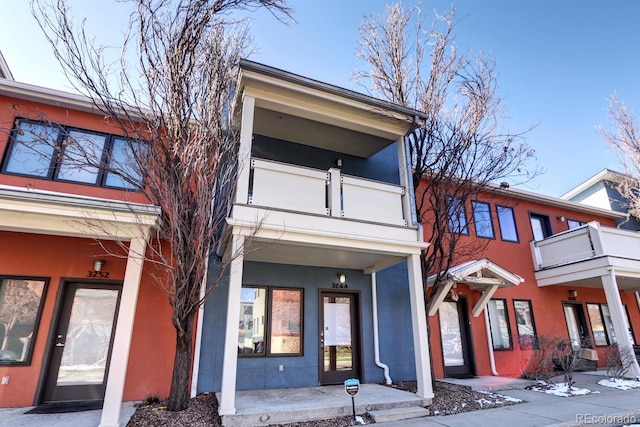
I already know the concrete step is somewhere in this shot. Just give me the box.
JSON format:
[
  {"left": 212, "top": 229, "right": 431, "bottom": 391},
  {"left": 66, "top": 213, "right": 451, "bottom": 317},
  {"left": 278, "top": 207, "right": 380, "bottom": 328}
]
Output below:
[{"left": 369, "top": 406, "right": 430, "bottom": 422}]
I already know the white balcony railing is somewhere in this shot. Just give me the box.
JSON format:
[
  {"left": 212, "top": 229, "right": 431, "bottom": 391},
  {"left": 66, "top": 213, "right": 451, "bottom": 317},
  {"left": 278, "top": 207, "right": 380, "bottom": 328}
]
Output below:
[
  {"left": 247, "top": 158, "right": 407, "bottom": 226},
  {"left": 530, "top": 221, "right": 640, "bottom": 270}
]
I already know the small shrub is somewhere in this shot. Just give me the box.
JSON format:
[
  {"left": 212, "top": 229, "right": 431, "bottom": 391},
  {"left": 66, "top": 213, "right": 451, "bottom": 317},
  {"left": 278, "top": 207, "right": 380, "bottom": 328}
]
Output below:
[{"left": 606, "top": 345, "right": 634, "bottom": 380}]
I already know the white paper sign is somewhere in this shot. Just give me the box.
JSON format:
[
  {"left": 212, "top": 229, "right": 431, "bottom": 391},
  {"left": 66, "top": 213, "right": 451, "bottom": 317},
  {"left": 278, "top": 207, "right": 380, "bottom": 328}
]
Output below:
[{"left": 324, "top": 303, "right": 351, "bottom": 346}]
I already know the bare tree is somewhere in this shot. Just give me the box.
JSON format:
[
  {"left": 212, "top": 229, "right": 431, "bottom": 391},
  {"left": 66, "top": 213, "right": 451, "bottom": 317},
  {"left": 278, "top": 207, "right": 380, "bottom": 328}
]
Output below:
[
  {"left": 355, "top": 3, "right": 538, "bottom": 308},
  {"left": 31, "top": 0, "right": 292, "bottom": 411},
  {"left": 601, "top": 94, "right": 640, "bottom": 219}
]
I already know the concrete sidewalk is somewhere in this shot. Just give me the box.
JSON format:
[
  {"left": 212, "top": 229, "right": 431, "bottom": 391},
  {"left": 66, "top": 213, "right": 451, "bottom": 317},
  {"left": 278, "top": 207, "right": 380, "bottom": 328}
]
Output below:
[
  {"left": 380, "top": 372, "right": 640, "bottom": 426},
  {"left": 0, "top": 402, "right": 136, "bottom": 427}
]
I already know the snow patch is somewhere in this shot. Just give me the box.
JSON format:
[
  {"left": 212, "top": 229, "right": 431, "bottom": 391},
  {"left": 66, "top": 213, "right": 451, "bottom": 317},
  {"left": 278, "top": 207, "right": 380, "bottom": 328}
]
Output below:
[
  {"left": 598, "top": 378, "right": 640, "bottom": 390},
  {"left": 527, "top": 381, "right": 593, "bottom": 397}
]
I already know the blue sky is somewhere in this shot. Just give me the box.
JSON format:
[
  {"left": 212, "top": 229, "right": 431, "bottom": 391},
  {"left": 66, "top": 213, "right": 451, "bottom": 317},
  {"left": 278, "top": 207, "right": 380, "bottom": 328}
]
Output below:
[{"left": 1, "top": 1, "right": 639, "bottom": 197}]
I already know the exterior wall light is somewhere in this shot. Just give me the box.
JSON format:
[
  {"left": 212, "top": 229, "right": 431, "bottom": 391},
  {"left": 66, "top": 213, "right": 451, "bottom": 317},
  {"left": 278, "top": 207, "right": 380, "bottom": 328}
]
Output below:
[
  {"left": 568, "top": 289, "right": 577, "bottom": 299},
  {"left": 338, "top": 273, "right": 346, "bottom": 284},
  {"left": 94, "top": 259, "right": 105, "bottom": 272}
]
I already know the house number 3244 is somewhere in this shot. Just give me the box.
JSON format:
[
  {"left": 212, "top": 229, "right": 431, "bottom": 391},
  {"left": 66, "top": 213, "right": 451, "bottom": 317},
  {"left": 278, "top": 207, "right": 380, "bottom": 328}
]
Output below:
[{"left": 87, "top": 271, "right": 110, "bottom": 278}]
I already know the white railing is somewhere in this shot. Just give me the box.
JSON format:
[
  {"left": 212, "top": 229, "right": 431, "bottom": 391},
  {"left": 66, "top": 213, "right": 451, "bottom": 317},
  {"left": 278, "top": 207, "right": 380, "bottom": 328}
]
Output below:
[
  {"left": 247, "top": 158, "right": 407, "bottom": 226},
  {"left": 530, "top": 221, "right": 640, "bottom": 270}
]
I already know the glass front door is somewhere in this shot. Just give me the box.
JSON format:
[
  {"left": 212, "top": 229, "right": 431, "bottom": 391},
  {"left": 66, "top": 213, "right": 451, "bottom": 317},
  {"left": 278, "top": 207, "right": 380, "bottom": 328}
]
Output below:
[
  {"left": 319, "top": 291, "right": 361, "bottom": 385},
  {"left": 42, "top": 283, "right": 121, "bottom": 402},
  {"left": 439, "top": 297, "right": 475, "bottom": 378}
]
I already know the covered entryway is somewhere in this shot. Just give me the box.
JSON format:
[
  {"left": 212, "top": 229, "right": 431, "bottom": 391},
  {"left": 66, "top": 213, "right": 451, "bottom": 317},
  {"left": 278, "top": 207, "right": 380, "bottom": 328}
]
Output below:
[
  {"left": 531, "top": 221, "right": 640, "bottom": 378},
  {"left": 427, "top": 258, "right": 524, "bottom": 377}
]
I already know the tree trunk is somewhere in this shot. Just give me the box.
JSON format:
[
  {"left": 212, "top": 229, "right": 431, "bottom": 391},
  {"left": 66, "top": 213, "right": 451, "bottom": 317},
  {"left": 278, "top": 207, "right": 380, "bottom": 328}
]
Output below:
[{"left": 167, "top": 310, "right": 195, "bottom": 411}]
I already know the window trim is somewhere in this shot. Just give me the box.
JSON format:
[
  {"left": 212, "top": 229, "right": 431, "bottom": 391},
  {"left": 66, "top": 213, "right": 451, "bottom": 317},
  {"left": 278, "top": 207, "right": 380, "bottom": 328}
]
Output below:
[
  {"left": 513, "top": 299, "right": 538, "bottom": 349},
  {"left": 2, "top": 118, "right": 142, "bottom": 191},
  {"left": 0, "top": 276, "right": 49, "bottom": 366},
  {"left": 472, "top": 200, "right": 495, "bottom": 239},
  {"left": 238, "top": 285, "right": 304, "bottom": 358},
  {"left": 487, "top": 298, "right": 513, "bottom": 351},
  {"left": 495, "top": 204, "right": 519, "bottom": 243},
  {"left": 587, "top": 302, "right": 635, "bottom": 347}
]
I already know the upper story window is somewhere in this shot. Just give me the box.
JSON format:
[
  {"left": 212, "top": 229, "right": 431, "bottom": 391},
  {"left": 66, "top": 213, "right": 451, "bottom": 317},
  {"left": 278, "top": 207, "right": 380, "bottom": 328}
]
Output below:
[
  {"left": 567, "top": 219, "right": 586, "bottom": 230},
  {"left": 472, "top": 201, "right": 495, "bottom": 239},
  {"left": 2, "top": 120, "right": 142, "bottom": 190},
  {"left": 496, "top": 205, "right": 519, "bottom": 242},
  {"left": 529, "top": 213, "right": 552, "bottom": 241},
  {"left": 447, "top": 196, "right": 469, "bottom": 235}
]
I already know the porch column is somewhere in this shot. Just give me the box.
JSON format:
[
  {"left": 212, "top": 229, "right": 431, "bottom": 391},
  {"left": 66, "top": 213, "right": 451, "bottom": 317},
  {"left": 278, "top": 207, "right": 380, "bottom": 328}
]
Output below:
[
  {"left": 601, "top": 269, "right": 640, "bottom": 379},
  {"left": 100, "top": 234, "right": 149, "bottom": 427},
  {"left": 235, "top": 95, "right": 255, "bottom": 205},
  {"left": 406, "top": 253, "right": 433, "bottom": 399},
  {"left": 219, "top": 233, "right": 245, "bottom": 415}
]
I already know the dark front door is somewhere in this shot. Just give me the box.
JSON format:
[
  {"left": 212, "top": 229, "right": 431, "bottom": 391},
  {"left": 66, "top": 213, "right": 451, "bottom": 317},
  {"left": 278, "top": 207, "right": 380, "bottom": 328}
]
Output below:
[
  {"left": 41, "top": 283, "right": 121, "bottom": 403},
  {"left": 439, "top": 297, "right": 475, "bottom": 378},
  {"left": 319, "top": 290, "right": 361, "bottom": 385}
]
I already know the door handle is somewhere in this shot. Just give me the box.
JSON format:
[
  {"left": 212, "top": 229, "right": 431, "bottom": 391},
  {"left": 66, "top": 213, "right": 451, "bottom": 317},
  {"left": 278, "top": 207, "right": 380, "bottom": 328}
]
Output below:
[{"left": 55, "top": 342, "right": 65, "bottom": 347}]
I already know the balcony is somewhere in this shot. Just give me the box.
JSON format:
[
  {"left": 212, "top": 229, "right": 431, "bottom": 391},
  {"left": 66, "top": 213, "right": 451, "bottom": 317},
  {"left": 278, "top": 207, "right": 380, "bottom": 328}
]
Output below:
[
  {"left": 248, "top": 158, "right": 408, "bottom": 227},
  {"left": 530, "top": 222, "right": 640, "bottom": 290}
]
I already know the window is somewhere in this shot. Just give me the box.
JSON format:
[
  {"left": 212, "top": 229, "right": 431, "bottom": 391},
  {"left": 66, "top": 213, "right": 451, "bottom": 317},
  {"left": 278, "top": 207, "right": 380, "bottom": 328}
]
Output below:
[
  {"left": 447, "top": 196, "right": 469, "bottom": 235},
  {"left": 587, "top": 303, "right": 635, "bottom": 346},
  {"left": 0, "top": 277, "right": 48, "bottom": 365},
  {"left": 472, "top": 201, "right": 495, "bottom": 238},
  {"left": 529, "top": 213, "right": 552, "bottom": 241},
  {"left": 567, "top": 219, "right": 585, "bottom": 230},
  {"left": 487, "top": 299, "right": 512, "bottom": 350},
  {"left": 513, "top": 300, "right": 537, "bottom": 349},
  {"left": 496, "top": 205, "right": 518, "bottom": 242},
  {"left": 2, "top": 119, "right": 142, "bottom": 190},
  {"left": 238, "top": 286, "right": 303, "bottom": 356}
]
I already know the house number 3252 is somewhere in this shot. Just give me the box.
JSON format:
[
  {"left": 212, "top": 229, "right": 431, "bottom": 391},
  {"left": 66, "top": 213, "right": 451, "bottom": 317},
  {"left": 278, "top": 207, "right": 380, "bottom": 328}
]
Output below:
[{"left": 87, "top": 271, "right": 110, "bottom": 278}]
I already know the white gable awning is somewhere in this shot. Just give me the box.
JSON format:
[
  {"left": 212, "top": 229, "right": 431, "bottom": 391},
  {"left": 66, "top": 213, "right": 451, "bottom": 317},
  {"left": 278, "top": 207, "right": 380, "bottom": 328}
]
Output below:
[{"left": 427, "top": 258, "right": 524, "bottom": 317}]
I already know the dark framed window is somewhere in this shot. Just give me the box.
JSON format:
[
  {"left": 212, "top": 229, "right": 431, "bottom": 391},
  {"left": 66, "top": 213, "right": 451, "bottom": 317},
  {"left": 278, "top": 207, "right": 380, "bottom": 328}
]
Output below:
[
  {"left": 513, "top": 299, "right": 537, "bottom": 349},
  {"left": 2, "top": 119, "right": 142, "bottom": 190},
  {"left": 0, "top": 277, "right": 49, "bottom": 365},
  {"left": 567, "top": 219, "right": 586, "bottom": 230},
  {"left": 496, "top": 205, "right": 519, "bottom": 242},
  {"left": 529, "top": 212, "right": 553, "bottom": 241},
  {"left": 472, "top": 201, "right": 495, "bottom": 238},
  {"left": 487, "top": 299, "right": 512, "bottom": 350},
  {"left": 238, "top": 286, "right": 303, "bottom": 357},
  {"left": 587, "top": 303, "right": 635, "bottom": 346},
  {"left": 447, "top": 196, "right": 469, "bottom": 235}
]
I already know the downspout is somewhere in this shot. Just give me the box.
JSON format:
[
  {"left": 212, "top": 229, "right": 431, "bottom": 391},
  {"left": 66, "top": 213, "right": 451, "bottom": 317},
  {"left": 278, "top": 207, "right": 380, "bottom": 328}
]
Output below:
[
  {"left": 190, "top": 256, "right": 209, "bottom": 398},
  {"left": 484, "top": 308, "right": 499, "bottom": 376},
  {"left": 371, "top": 272, "right": 392, "bottom": 384}
]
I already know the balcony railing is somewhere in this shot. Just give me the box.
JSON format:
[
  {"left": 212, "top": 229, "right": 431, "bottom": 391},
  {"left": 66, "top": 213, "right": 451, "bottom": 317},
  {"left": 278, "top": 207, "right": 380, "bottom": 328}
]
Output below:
[
  {"left": 531, "top": 221, "right": 640, "bottom": 270},
  {"left": 248, "top": 158, "right": 407, "bottom": 226}
]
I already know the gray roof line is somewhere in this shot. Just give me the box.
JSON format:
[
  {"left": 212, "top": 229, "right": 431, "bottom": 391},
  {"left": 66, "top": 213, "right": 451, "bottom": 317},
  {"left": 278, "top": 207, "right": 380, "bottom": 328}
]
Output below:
[{"left": 239, "top": 59, "right": 426, "bottom": 122}]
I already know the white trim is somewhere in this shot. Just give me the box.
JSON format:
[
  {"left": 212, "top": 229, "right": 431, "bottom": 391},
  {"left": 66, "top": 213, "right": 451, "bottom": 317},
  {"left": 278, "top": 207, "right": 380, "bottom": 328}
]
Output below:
[
  {"left": 100, "top": 235, "right": 150, "bottom": 427},
  {"left": 561, "top": 169, "right": 622, "bottom": 200},
  {"left": 371, "top": 272, "right": 391, "bottom": 384},
  {"left": 0, "top": 50, "right": 14, "bottom": 80},
  {"left": 190, "top": 257, "right": 209, "bottom": 398},
  {"left": 219, "top": 234, "right": 245, "bottom": 415},
  {"left": 407, "top": 253, "right": 434, "bottom": 400}
]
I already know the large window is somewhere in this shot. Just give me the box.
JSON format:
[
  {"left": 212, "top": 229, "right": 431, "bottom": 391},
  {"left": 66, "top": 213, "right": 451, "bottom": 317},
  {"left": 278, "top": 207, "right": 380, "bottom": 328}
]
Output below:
[
  {"left": 2, "top": 119, "right": 142, "bottom": 190},
  {"left": 513, "top": 300, "right": 537, "bottom": 349},
  {"left": 0, "top": 277, "right": 48, "bottom": 365},
  {"left": 238, "top": 286, "right": 303, "bottom": 357},
  {"left": 487, "top": 299, "right": 512, "bottom": 350},
  {"left": 587, "top": 303, "right": 635, "bottom": 346},
  {"left": 447, "top": 196, "right": 469, "bottom": 235},
  {"left": 472, "top": 201, "right": 495, "bottom": 238},
  {"left": 567, "top": 219, "right": 586, "bottom": 230},
  {"left": 496, "top": 205, "right": 518, "bottom": 242}
]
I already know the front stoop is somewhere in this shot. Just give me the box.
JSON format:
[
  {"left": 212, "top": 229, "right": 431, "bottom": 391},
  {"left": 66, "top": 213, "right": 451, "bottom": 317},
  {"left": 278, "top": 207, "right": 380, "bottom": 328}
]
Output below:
[{"left": 369, "top": 406, "right": 430, "bottom": 422}]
